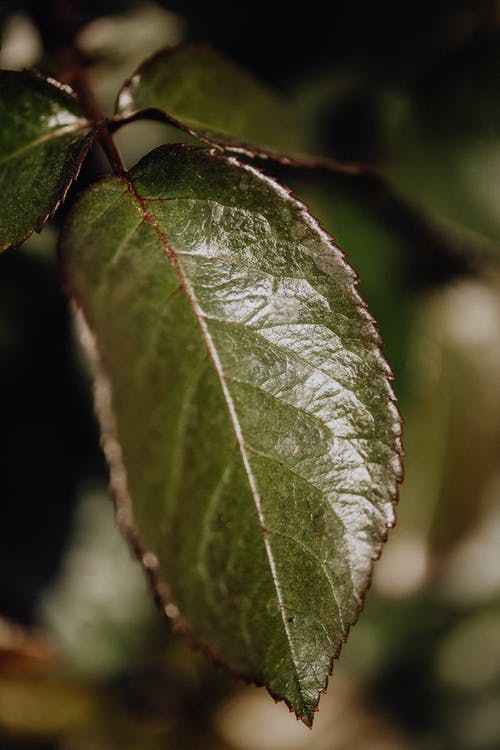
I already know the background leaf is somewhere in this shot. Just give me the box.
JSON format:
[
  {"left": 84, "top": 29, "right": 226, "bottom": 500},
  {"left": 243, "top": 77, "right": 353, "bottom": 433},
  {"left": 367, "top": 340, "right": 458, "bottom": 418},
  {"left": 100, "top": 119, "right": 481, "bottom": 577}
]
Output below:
[
  {"left": 0, "top": 70, "right": 97, "bottom": 251},
  {"left": 75, "top": 2, "right": 185, "bottom": 115},
  {"left": 60, "top": 145, "right": 402, "bottom": 724},
  {"left": 115, "top": 44, "right": 306, "bottom": 157}
]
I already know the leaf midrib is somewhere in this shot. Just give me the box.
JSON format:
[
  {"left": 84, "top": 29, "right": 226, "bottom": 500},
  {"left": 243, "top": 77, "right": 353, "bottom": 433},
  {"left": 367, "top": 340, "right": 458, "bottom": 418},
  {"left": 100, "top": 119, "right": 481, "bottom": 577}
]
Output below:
[{"left": 121, "top": 169, "right": 307, "bottom": 709}]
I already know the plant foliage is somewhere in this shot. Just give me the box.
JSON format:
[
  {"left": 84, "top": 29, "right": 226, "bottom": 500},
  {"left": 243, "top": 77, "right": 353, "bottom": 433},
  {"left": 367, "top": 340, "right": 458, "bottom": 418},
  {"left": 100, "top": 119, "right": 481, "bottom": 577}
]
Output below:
[{"left": 0, "top": 41, "right": 402, "bottom": 724}]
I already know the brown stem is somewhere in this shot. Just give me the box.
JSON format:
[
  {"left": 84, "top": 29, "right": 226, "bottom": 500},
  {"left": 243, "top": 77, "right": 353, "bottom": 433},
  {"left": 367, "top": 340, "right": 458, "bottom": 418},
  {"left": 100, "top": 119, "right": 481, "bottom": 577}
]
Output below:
[
  {"left": 66, "top": 61, "right": 126, "bottom": 176},
  {"left": 51, "top": 0, "right": 126, "bottom": 176}
]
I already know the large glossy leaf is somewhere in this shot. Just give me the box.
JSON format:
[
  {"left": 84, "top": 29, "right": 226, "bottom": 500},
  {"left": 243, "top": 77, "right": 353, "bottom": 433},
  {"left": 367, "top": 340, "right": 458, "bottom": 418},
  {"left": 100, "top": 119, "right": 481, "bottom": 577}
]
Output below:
[
  {"left": 60, "top": 145, "right": 402, "bottom": 724},
  {"left": 0, "top": 70, "right": 97, "bottom": 251},
  {"left": 115, "top": 44, "right": 306, "bottom": 158}
]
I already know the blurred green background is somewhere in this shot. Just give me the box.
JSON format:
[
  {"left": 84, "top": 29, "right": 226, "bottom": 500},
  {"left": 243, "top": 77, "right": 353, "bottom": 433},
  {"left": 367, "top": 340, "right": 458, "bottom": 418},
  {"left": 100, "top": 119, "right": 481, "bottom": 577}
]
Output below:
[{"left": 2, "top": 1, "right": 500, "bottom": 747}]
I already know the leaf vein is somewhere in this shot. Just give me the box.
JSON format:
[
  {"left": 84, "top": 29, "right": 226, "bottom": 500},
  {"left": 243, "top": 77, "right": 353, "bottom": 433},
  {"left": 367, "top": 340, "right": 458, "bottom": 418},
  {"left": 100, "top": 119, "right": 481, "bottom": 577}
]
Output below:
[
  {"left": 126, "top": 177, "right": 307, "bottom": 705},
  {"left": 268, "top": 528, "right": 345, "bottom": 636},
  {"left": 0, "top": 121, "right": 92, "bottom": 168},
  {"left": 222, "top": 372, "right": 373, "bottom": 444},
  {"left": 202, "top": 313, "right": 380, "bottom": 388},
  {"left": 165, "top": 358, "right": 209, "bottom": 508}
]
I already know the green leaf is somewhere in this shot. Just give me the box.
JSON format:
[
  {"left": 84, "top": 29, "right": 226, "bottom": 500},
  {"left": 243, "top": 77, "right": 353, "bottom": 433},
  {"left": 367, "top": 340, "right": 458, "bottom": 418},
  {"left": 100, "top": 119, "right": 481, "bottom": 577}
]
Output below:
[
  {"left": 60, "top": 145, "right": 402, "bottom": 725},
  {"left": 0, "top": 70, "right": 97, "bottom": 251},
  {"left": 115, "top": 44, "right": 306, "bottom": 158}
]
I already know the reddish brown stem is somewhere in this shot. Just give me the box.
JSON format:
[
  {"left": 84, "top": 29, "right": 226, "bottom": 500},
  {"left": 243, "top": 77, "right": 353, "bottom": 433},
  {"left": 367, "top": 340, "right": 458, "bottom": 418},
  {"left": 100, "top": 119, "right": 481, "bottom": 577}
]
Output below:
[
  {"left": 51, "top": 0, "right": 126, "bottom": 176},
  {"left": 67, "top": 62, "right": 126, "bottom": 176}
]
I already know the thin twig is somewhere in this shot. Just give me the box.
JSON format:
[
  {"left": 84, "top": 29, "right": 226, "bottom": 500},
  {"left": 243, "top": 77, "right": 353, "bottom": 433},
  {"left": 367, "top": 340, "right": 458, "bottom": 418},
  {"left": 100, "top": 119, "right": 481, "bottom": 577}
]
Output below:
[{"left": 51, "top": 0, "right": 126, "bottom": 176}]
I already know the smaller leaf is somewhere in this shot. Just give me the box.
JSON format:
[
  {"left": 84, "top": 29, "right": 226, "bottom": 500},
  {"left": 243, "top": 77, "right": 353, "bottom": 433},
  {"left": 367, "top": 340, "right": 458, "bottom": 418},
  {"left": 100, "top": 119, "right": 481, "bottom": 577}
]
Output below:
[
  {"left": 115, "top": 44, "right": 306, "bottom": 158},
  {"left": 0, "top": 70, "right": 98, "bottom": 251}
]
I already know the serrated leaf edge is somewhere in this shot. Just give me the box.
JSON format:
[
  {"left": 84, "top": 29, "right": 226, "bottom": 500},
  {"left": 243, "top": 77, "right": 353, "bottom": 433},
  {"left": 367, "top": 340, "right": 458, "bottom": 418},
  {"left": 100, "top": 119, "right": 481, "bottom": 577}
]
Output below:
[{"left": 63, "top": 145, "right": 403, "bottom": 725}]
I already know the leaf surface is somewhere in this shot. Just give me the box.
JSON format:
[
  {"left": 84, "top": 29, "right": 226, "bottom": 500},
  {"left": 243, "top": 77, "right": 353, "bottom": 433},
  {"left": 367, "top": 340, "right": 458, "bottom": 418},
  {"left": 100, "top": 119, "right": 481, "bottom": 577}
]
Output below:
[
  {"left": 115, "top": 44, "right": 306, "bottom": 158},
  {"left": 60, "top": 145, "right": 402, "bottom": 724},
  {"left": 0, "top": 70, "right": 97, "bottom": 251}
]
